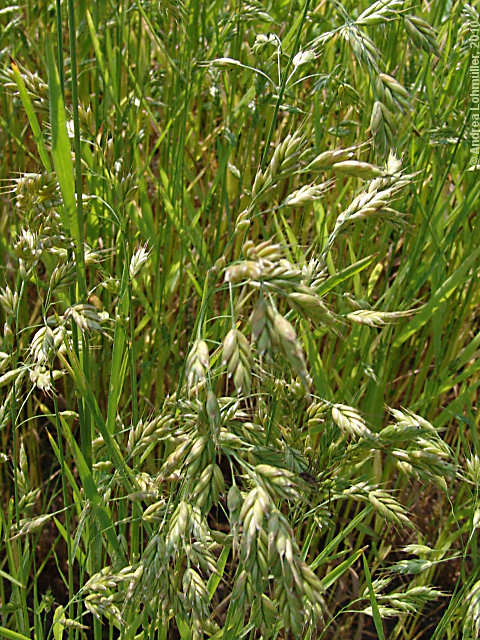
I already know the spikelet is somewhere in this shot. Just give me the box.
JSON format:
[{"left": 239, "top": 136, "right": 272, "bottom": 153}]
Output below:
[
  {"left": 127, "top": 412, "right": 175, "bottom": 458},
  {"left": 244, "top": 238, "right": 283, "bottom": 263},
  {"left": 240, "top": 485, "right": 271, "bottom": 550},
  {"left": 333, "top": 160, "right": 383, "bottom": 179},
  {"left": 404, "top": 14, "right": 440, "bottom": 56},
  {"left": 185, "top": 339, "right": 209, "bottom": 392},
  {"left": 330, "top": 155, "right": 412, "bottom": 242},
  {"left": 356, "top": 0, "right": 404, "bottom": 26},
  {"left": 182, "top": 567, "right": 209, "bottom": 627},
  {"left": 255, "top": 464, "right": 299, "bottom": 501},
  {"left": 282, "top": 181, "right": 332, "bottom": 207},
  {"left": 303, "top": 145, "right": 357, "bottom": 172},
  {"left": 191, "top": 463, "right": 225, "bottom": 509},
  {"left": 370, "top": 100, "right": 396, "bottom": 154},
  {"left": 251, "top": 133, "right": 305, "bottom": 203},
  {"left": 288, "top": 290, "right": 339, "bottom": 332},
  {"left": 331, "top": 404, "right": 373, "bottom": 439},
  {"left": 64, "top": 304, "right": 109, "bottom": 333},
  {"left": 251, "top": 297, "right": 274, "bottom": 356},
  {"left": 2, "top": 64, "right": 49, "bottom": 110},
  {"left": 234, "top": 209, "right": 251, "bottom": 234},
  {"left": 343, "top": 482, "right": 411, "bottom": 527},
  {"left": 464, "top": 579, "right": 480, "bottom": 638},
  {"left": 376, "top": 73, "right": 410, "bottom": 113},
  {"left": 347, "top": 308, "right": 416, "bottom": 327},
  {"left": 30, "top": 325, "right": 65, "bottom": 364},
  {"left": 166, "top": 501, "right": 191, "bottom": 551},
  {"left": 129, "top": 244, "right": 150, "bottom": 279},
  {"left": 269, "top": 308, "right": 309, "bottom": 388},
  {"left": 339, "top": 24, "right": 381, "bottom": 71},
  {"left": 0, "top": 285, "right": 18, "bottom": 318},
  {"left": 222, "top": 328, "right": 252, "bottom": 394},
  {"left": 224, "top": 260, "right": 262, "bottom": 283}
]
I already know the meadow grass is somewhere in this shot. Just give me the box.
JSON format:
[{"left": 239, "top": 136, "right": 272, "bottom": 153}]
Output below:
[{"left": 0, "top": 1, "right": 478, "bottom": 638}]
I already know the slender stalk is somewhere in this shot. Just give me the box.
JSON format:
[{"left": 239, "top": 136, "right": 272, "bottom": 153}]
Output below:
[
  {"left": 55, "top": 0, "right": 64, "bottom": 96},
  {"left": 261, "top": 0, "right": 312, "bottom": 170}
]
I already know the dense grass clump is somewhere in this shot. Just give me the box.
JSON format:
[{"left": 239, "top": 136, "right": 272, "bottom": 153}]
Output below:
[{"left": 0, "top": 1, "right": 479, "bottom": 638}]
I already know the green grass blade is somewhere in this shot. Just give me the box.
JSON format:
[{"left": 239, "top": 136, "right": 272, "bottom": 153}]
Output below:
[
  {"left": 394, "top": 245, "right": 480, "bottom": 347},
  {"left": 320, "top": 547, "right": 365, "bottom": 590},
  {"left": 207, "top": 544, "right": 230, "bottom": 600},
  {"left": 0, "top": 628, "right": 31, "bottom": 640},
  {"left": 58, "top": 344, "right": 138, "bottom": 494},
  {"left": 362, "top": 553, "right": 385, "bottom": 640},
  {"left": 311, "top": 507, "right": 373, "bottom": 570},
  {"left": 58, "top": 412, "right": 125, "bottom": 562},
  {"left": 46, "top": 40, "right": 83, "bottom": 276},
  {"left": 0, "top": 568, "right": 24, "bottom": 588},
  {"left": 316, "top": 255, "right": 375, "bottom": 297},
  {"left": 10, "top": 62, "right": 51, "bottom": 172}
]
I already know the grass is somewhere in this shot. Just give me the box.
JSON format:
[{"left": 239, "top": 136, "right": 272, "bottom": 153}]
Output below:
[{"left": 0, "top": 0, "right": 479, "bottom": 638}]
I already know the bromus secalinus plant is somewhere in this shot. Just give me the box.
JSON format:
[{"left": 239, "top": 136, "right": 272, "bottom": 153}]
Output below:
[{"left": 0, "top": 1, "right": 478, "bottom": 639}]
